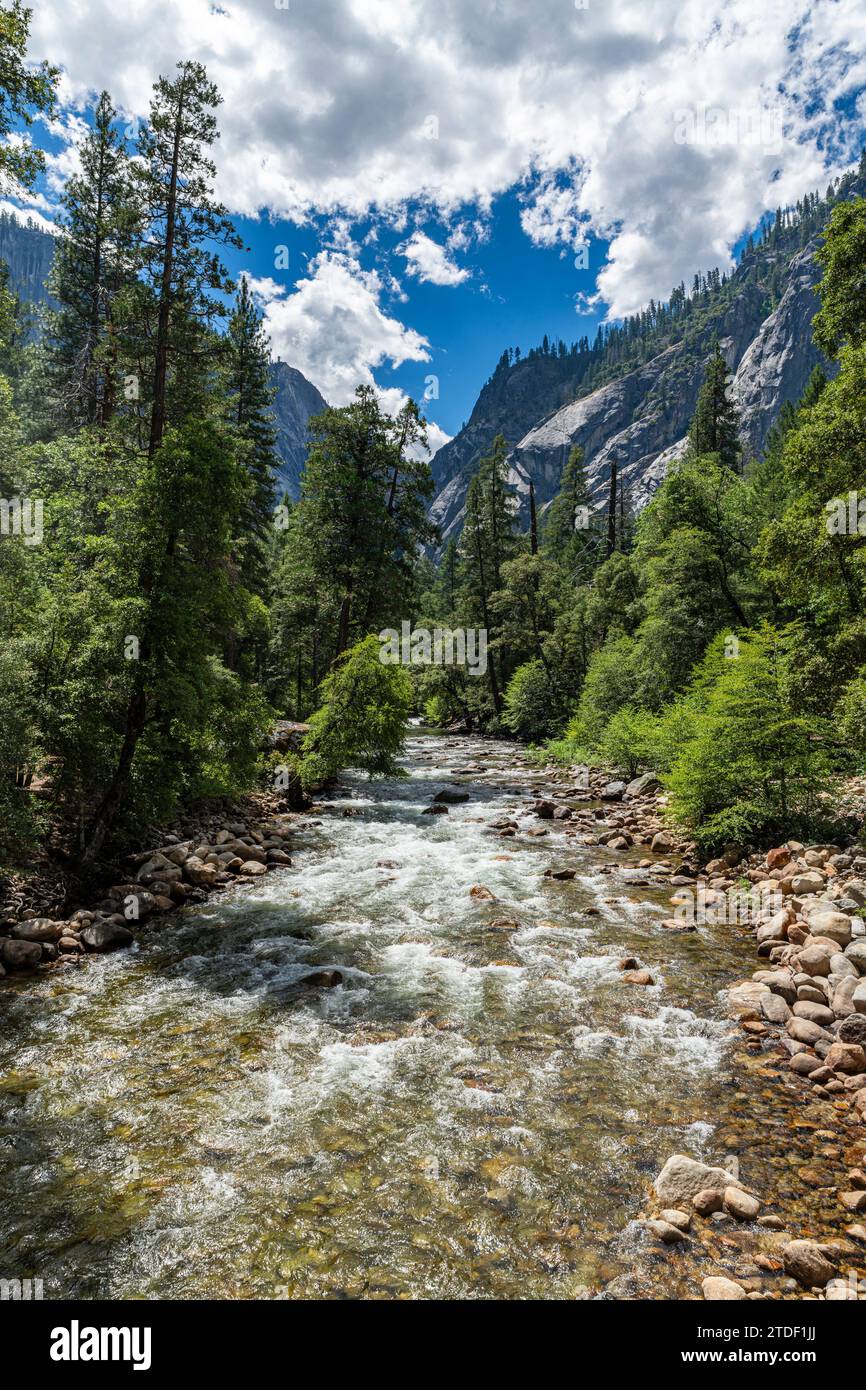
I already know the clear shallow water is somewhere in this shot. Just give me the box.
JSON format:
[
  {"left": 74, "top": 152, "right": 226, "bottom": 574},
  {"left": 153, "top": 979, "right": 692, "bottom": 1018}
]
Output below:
[{"left": 1, "top": 734, "right": 857, "bottom": 1299}]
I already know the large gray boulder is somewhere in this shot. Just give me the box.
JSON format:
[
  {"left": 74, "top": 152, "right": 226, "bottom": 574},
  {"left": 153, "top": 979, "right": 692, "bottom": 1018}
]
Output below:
[{"left": 654, "top": 1154, "right": 744, "bottom": 1207}]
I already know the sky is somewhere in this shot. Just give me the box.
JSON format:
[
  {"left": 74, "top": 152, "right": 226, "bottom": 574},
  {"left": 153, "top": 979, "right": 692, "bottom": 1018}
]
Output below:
[{"left": 5, "top": 0, "right": 866, "bottom": 450}]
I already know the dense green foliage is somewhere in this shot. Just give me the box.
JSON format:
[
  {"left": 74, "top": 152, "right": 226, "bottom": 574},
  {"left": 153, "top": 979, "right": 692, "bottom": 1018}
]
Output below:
[
  {"left": 0, "top": 21, "right": 435, "bottom": 877},
  {"left": 419, "top": 187, "right": 866, "bottom": 850},
  {"left": 2, "top": 2, "right": 865, "bottom": 877}
]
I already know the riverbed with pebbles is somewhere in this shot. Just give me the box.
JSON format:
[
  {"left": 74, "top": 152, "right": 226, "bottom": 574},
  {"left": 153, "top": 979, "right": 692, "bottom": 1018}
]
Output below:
[{"left": 1, "top": 733, "right": 864, "bottom": 1300}]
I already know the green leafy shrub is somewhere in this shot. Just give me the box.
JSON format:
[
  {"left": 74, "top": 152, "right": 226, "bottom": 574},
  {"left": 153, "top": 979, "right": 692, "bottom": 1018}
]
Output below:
[
  {"left": 597, "top": 706, "right": 660, "bottom": 778},
  {"left": 502, "top": 659, "right": 566, "bottom": 742},
  {"left": 665, "top": 623, "right": 843, "bottom": 849},
  {"left": 299, "top": 635, "right": 412, "bottom": 789}
]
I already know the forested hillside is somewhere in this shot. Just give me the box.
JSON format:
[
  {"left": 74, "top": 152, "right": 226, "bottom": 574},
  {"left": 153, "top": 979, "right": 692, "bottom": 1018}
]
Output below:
[
  {"left": 0, "top": 8, "right": 441, "bottom": 892},
  {"left": 430, "top": 169, "right": 866, "bottom": 547},
  {"left": 417, "top": 195, "right": 866, "bottom": 848}
]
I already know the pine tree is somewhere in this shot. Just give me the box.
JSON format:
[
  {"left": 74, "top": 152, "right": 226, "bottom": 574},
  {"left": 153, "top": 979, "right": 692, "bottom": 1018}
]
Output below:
[
  {"left": 689, "top": 342, "right": 741, "bottom": 469},
  {"left": 457, "top": 434, "right": 516, "bottom": 716},
  {"left": 135, "top": 60, "right": 242, "bottom": 456},
  {"left": 542, "top": 444, "right": 601, "bottom": 578},
  {"left": 0, "top": 1, "right": 57, "bottom": 192},
  {"left": 226, "top": 275, "right": 278, "bottom": 593},
  {"left": 47, "top": 91, "right": 138, "bottom": 427},
  {"left": 275, "top": 386, "right": 436, "bottom": 687}
]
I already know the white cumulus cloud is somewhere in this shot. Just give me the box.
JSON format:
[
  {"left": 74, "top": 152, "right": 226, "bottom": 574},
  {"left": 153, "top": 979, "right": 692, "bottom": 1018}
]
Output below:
[
  {"left": 397, "top": 231, "right": 469, "bottom": 286},
  {"left": 24, "top": 0, "right": 866, "bottom": 318}
]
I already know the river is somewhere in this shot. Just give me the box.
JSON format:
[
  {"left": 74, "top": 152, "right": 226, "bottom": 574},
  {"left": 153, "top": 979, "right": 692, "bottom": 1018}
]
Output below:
[{"left": 1, "top": 732, "right": 860, "bottom": 1299}]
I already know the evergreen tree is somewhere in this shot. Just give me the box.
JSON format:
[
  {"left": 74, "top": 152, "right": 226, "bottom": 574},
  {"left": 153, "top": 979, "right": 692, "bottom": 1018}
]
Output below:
[
  {"left": 135, "top": 60, "right": 242, "bottom": 456},
  {"left": 457, "top": 434, "right": 517, "bottom": 717},
  {"left": 272, "top": 387, "right": 435, "bottom": 703},
  {"left": 689, "top": 342, "right": 741, "bottom": 468},
  {"left": 0, "top": 1, "right": 57, "bottom": 192},
  {"left": 225, "top": 275, "right": 278, "bottom": 593},
  {"left": 813, "top": 196, "right": 866, "bottom": 357},
  {"left": 46, "top": 91, "right": 139, "bottom": 428}
]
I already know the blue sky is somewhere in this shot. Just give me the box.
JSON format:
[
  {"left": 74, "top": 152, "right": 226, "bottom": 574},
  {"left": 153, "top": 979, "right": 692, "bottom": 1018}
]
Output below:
[
  {"left": 224, "top": 194, "right": 610, "bottom": 436},
  {"left": 6, "top": 0, "right": 866, "bottom": 454}
]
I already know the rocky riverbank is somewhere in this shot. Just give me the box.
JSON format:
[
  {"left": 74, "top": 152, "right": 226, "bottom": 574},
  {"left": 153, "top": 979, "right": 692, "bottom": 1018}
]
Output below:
[
  {"left": 0, "top": 794, "right": 305, "bottom": 977},
  {"left": 519, "top": 761, "right": 866, "bottom": 1299}
]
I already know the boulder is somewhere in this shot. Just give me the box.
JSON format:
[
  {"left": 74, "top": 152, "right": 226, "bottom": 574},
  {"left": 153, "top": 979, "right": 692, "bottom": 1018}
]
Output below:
[
  {"left": 651, "top": 831, "right": 674, "bottom": 853},
  {"left": 724, "top": 1186, "right": 761, "bottom": 1221},
  {"left": 766, "top": 846, "right": 791, "bottom": 871},
  {"left": 702, "top": 1276, "right": 747, "bottom": 1301},
  {"left": 183, "top": 857, "right": 219, "bottom": 888},
  {"left": 789, "top": 1052, "right": 822, "bottom": 1075},
  {"left": 433, "top": 788, "right": 470, "bottom": 804},
  {"left": 727, "top": 980, "right": 769, "bottom": 1018},
  {"left": 760, "top": 991, "right": 792, "bottom": 1025},
  {"left": 692, "top": 1188, "right": 725, "bottom": 1215},
  {"left": 601, "top": 781, "right": 626, "bottom": 801},
  {"left": 654, "top": 1155, "right": 743, "bottom": 1207},
  {"left": 792, "top": 1000, "right": 836, "bottom": 1028},
  {"left": 824, "top": 1042, "right": 866, "bottom": 1074},
  {"left": 781, "top": 1239, "right": 838, "bottom": 1287},
  {"left": 80, "top": 921, "right": 133, "bottom": 952},
  {"left": 845, "top": 940, "right": 866, "bottom": 973},
  {"left": 644, "top": 1218, "right": 688, "bottom": 1245},
  {"left": 239, "top": 861, "right": 268, "bottom": 877},
  {"left": 791, "top": 871, "right": 825, "bottom": 894},
  {"left": 10, "top": 918, "right": 64, "bottom": 942},
  {"left": 807, "top": 911, "right": 853, "bottom": 948},
  {"left": 625, "top": 772, "right": 661, "bottom": 799},
  {"left": 0, "top": 938, "right": 43, "bottom": 970},
  {"left": 659, "top": 1208, "right": 691, "bottom": 1231},
  {"left": 796, "top": 942, "right": 835, "bottom": 977},
  {"left": 787, "top": 1016, "right": 832, "bottom": 1046},
  {"left": 838, "top": 1014, "right": 866, "bottom": 1046},
  {"left": 855, "top": 980, "right": 866, "bottom": 1015}
]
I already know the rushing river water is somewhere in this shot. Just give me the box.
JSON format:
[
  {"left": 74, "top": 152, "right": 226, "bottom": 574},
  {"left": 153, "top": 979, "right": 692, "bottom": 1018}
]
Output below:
[{"left": 2, "top": 732, "right": 864, "bottom": 1300}]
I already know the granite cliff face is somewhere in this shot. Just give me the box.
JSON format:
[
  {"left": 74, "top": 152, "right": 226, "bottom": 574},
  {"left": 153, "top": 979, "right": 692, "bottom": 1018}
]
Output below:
[
  {"left": 430, "top": 239, "right": 830, "bottom": 546},
  {"left": 0, "top": 212, "right": 55, "bottom": 310},
  {"left": 268, "top": 360, "right": 328, "bottom": 498}
]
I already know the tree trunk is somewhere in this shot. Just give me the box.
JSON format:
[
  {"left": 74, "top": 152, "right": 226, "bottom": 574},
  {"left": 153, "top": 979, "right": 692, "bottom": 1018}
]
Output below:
[
  {"left": 607, "top": 457, "right": 618, "bottom": 557},
  {"left": 529, "top": 480, "right": 538, "bottom": 555},
  {"left": 148, "top": 74, "right": 186, "bottom": 458}
]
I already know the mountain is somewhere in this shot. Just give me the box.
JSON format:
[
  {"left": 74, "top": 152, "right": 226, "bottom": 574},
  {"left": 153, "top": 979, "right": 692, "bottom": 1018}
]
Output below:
[
  {"left": 0, "top": 211, "right": 55, "bottom": 309},
  {"left": 0, "top": 212, "right": 327, "bottom": 494},
  {"left": 268, "top": 359, "right": 328, "bottom": 498},
  {"left": 429, "top": 172, "right": 864, "bottom": 548}
]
